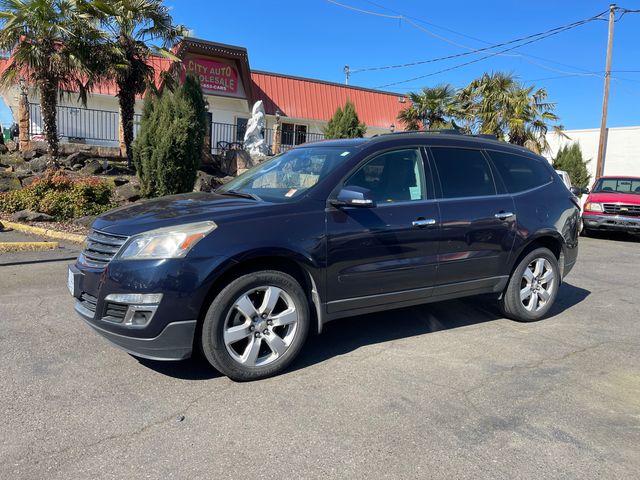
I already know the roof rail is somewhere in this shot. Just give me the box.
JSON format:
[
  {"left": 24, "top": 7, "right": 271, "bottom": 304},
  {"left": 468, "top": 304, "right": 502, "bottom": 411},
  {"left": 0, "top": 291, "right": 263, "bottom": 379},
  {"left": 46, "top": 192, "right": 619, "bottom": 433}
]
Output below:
[{"left": 474, "top": 133, "right": 498, "bottom": 140}]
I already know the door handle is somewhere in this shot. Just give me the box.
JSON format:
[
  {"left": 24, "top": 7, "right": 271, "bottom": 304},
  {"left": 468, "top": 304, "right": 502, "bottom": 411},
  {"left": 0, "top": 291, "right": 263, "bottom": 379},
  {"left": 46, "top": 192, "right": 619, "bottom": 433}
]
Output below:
[
  {"left": 412, "top": 218, "right": 436, "bottom": 228},
  {"left": 495, "top": 212, "right": 515, "bottom": 220}
]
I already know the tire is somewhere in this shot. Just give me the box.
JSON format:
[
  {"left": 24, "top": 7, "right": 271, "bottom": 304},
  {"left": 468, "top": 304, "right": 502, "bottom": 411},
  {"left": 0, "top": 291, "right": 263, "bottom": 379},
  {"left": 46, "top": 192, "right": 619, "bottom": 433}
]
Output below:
[
  {"left": 201, "top": 270, "right": 310, "bottom": 381},
  {"left": 499, "top": 248, "right": 560, "bottom": 322}
]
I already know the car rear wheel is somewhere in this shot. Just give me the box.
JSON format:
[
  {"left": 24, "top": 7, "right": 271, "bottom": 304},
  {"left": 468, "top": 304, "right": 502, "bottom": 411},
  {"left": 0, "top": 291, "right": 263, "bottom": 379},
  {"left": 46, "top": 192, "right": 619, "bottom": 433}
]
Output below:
[
  {"left": 201, "top": 270, "right": 310, "bottom": 381},
  {"left": 499, "top": 248, "right": 560, "bottom": 322}
]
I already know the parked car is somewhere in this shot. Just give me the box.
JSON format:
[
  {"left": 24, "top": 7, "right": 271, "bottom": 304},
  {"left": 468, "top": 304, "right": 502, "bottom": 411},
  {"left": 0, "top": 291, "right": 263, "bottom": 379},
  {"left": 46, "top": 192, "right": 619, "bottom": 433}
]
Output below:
[
  {"left": 556, "top": 169, "right": 572, "bottom": 190},
  {"left": 68, "top": 131, "right": 580, "bottom": 380},
  {"left": 582, "top": 176, "right": 640, "bottom": 235}
]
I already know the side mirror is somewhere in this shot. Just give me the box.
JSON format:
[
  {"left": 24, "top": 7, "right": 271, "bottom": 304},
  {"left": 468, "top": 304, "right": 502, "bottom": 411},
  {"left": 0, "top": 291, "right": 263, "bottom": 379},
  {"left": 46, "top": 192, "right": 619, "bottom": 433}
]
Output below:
[
  {"left": 331, "top": 186, "right": 376, "bottom": 208},
  {"left": 570, "top": 186, "right": 589, "bottom": 196}
]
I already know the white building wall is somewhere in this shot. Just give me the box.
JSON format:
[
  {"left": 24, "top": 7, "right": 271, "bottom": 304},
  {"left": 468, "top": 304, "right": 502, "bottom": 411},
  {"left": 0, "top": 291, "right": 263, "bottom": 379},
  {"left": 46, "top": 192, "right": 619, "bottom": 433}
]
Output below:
[{"left": 545, "top": 126, "right": 640, "bottom": 182}]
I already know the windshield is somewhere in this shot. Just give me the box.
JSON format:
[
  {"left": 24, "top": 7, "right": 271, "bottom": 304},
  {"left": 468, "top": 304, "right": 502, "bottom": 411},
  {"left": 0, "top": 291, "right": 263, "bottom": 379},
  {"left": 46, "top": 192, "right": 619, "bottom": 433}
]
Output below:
[
  {"left": 217, "top": 146, "right": 354, "bottom": 202},
  {"left": 593, "top": 178, "right": 640, "bottom": 195}
]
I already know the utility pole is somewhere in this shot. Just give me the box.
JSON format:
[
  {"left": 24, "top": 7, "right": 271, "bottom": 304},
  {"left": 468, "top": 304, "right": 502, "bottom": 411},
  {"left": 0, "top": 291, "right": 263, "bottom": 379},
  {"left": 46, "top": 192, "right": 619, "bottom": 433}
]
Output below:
[
  {"left": 344, "top": 65, "right": 350, "bottom": 85},
  {"left": 595, "top": 4, "right": 616, "bottom": 179}
]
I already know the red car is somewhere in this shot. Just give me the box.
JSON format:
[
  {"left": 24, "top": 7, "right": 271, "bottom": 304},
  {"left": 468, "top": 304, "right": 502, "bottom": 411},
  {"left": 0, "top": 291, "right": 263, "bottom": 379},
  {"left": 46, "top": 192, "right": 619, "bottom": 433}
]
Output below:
[{"left": 582, "top": 176, "right": 640, "bottom": 235}]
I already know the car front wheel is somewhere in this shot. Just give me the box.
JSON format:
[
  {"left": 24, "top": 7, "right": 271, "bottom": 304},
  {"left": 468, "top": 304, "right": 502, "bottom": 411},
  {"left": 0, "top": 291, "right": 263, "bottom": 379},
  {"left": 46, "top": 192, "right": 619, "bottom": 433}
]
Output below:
[
  {"left": 201, "top": 270, "right": 310, "bottom": 381},
  {"left": 499, "top": 247, "right": 560, "bottom": 322}
]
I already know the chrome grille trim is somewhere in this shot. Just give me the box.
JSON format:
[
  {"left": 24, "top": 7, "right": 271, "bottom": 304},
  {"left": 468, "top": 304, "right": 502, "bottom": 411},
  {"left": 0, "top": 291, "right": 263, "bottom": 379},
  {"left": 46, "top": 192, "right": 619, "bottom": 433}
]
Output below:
[
  {"left": 80, "top": 229, "right": 128, "bottom": 268},
  {"left": 602, "top": 203, "right": 640, "bottom": 217}
]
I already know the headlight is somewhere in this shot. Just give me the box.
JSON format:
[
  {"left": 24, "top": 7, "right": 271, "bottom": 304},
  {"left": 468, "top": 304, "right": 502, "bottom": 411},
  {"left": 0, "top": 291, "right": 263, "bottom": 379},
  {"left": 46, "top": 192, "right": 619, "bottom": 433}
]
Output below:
[
  {"left": 584, "top": 202, "right": 603, "bottom": 212},
  {"left": 117, "top": 221, "right": 217, "bottom": 260}
]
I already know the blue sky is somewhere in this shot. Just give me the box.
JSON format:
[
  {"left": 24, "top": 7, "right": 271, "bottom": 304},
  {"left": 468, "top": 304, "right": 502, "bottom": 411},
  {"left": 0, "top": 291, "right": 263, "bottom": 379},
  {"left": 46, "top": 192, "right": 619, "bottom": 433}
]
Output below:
[
  {"left": 170, "top": 0, "right": 640, "bottom": 130},
  {"left": 2, "top": 0, "right": 638, "bottom": 130}
]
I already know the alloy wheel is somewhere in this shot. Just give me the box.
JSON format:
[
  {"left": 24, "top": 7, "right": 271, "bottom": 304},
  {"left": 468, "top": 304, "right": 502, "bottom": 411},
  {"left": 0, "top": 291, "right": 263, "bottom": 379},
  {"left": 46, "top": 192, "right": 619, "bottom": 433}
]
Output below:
[
  {"left": 520, "top": 258, "right": 556, "bottom": 312},
  {"left": 223, "top": 285, "right": 298, "bottom": 367}
]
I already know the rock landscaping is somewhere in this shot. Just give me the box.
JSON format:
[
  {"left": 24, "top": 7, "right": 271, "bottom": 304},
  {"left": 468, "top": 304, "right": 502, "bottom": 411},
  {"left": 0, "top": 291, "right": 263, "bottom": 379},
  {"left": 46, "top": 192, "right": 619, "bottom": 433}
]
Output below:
[{"left": 0, "top": 146, "right": 237, "bottom": 228}]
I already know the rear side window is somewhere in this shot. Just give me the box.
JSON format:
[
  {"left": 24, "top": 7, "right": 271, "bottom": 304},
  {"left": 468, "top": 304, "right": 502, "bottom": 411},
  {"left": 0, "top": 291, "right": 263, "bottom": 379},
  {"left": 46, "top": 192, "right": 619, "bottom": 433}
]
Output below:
[
  {"left": 430, "top": 147, "right": 496, "bottom": 198},
  {"left": 487, "top": 150, "right": 552, "bottom": 193}
]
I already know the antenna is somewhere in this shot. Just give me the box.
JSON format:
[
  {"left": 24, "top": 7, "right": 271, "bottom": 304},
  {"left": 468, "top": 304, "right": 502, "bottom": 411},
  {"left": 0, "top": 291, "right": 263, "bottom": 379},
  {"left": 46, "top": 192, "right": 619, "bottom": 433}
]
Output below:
[{"left": 344, "top": 65, "right": 350, "bottom": 85}]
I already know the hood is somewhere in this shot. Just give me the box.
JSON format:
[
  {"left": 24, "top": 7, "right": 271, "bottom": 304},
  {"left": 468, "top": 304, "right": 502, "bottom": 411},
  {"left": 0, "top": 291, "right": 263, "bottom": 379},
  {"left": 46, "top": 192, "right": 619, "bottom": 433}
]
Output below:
[
  {"left": 587, "top": 191, "right": 640, "bottom": 205},
  {"left": 92, "top": 192, "right": 264, "bottom": 236}
]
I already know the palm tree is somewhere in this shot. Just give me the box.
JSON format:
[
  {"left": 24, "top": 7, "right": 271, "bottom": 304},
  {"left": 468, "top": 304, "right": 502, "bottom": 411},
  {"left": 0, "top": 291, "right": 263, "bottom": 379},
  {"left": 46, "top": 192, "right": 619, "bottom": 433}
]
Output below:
[
  {"left": 397, "top": 84, "right": 461, "bottom": 131},
  {"left": 458, "top": 72, "right": 564, "bottom": 153},
  {"left": 0, "top": 0, "right": 100, "bottom": 162},
  {"left": 88, "top": 0, "right": 185, "bottom": 168}
]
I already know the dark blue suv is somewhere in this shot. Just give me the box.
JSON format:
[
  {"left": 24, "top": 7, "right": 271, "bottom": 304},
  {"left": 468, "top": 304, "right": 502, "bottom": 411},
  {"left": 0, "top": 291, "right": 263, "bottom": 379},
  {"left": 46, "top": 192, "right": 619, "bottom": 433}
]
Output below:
[{"left": 68, "top": 132, "right": 580, "bottom": 380}]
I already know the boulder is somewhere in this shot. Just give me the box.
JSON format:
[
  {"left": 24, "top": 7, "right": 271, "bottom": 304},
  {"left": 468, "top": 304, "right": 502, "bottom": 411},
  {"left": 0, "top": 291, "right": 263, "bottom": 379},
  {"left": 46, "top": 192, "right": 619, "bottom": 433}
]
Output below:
[
  {"left": 29, "top": 156, "right": 49, "bottom": 173},
  {"left": 11, "top": 210, "right": 55, "bottom": 222},
  {"left": 21, "top": 150, "right": 37, "bottom": 161},
  {"left": 80, "top": 159, "right": 103, "bottom": 175},
  {"left": 0, "top": 175, "right": 21, "bottom": 192},
  {"left": 62, "top": 151, "right": 88, "bottom": 168},
  {"left": 113, "top": 177, "right": 129, "bottom": 187},
  {"left": 223, "top": 150, "right": 254, "bottom": 176},
  {"left": 115, "top": 182, "right": 141, "bottom": 202},
  {"left": 21, "top": 175, "right": 40, "bottom": 187},
  {"left": 193, "top": 170, "right": 215, "bottom": 192},
  {"left": 5, "top": 139, "right": 17, "bottom": 152},
  {"left": 0, "top": 144, "right": 8, "bottom": 155}
]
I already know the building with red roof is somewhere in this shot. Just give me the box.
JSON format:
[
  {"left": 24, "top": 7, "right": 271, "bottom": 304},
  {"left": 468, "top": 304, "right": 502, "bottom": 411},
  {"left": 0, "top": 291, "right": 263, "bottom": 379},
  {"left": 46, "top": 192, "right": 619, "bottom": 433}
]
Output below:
[{"left": 0, "top": 38, "right": 409, "bottom": 152}]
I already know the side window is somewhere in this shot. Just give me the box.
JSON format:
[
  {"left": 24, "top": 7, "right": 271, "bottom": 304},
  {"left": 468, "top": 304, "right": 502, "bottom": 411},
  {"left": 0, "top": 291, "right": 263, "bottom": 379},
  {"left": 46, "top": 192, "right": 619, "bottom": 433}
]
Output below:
[
  {"left": 487, "top": 150, "right": 552, "bottom": 193},
  {"left": 430, "top": 147, "right": 496, "bottom": 198},
  {"left": 344, "top": 149, "right": 426, "bottom": 203}
]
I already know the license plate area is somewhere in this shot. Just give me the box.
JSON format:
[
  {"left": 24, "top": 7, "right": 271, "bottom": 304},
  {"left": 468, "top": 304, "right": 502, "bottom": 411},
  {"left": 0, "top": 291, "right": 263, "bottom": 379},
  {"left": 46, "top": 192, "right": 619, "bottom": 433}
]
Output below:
[{"left": 67, "top": 265, "right": 83, "bottom": 298}]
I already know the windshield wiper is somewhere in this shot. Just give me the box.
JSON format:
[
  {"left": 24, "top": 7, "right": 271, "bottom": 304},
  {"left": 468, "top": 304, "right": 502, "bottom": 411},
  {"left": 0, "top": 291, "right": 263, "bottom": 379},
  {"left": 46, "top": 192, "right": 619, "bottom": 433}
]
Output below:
[{"left": 217, "top": 189, "right": 261, "bottom": 201}]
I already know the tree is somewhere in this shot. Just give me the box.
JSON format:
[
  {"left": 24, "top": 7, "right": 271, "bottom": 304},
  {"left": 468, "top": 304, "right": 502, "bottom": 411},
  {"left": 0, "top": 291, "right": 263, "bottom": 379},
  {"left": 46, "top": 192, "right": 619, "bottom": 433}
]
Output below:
[
  {"left": 133, "top": 75, "right": 206, "bottom": 197},
  {"left": 397, "top": 84, "right": 461, "bottom": 131},
  {"left": 89, "top": 0, "right": 185, "bottom": 169},
  {"left": 323, "top": 100, "right": 366, "bottom": 139},
  {"left": 0, "top": 0, "right": 101, "bottom": 162},
  {"left": 458, "top": 72, "right": 564, "bottom": 153},
  {"left": 553, "top": 142, "right": 591, "bottom": 189}
]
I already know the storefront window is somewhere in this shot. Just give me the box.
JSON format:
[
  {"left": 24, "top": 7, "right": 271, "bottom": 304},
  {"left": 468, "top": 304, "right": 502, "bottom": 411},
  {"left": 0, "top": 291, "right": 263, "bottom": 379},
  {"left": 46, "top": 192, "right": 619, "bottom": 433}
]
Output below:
[
  {"left": 282, "top": 123, "right": 308, "bottom": 146},
  {"left": 236, "top": 118, "right": 248, "bottom": 142}
]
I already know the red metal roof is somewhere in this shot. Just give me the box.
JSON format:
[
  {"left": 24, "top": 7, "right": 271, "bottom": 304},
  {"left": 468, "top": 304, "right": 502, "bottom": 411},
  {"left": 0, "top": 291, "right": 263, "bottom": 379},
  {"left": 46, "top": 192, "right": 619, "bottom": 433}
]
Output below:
[
  {"left": 251, "top": 71, "right": 407, "bottom": 128},
  {"left": 2, "top": 51, "right": 409, "bottom": 128}
]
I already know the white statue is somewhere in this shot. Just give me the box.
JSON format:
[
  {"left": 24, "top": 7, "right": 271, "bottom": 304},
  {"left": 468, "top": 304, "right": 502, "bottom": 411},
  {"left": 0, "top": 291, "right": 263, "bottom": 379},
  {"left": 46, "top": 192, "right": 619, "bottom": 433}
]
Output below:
[{"left": 243, "top": 101, "right": 269, "bottom": 157}]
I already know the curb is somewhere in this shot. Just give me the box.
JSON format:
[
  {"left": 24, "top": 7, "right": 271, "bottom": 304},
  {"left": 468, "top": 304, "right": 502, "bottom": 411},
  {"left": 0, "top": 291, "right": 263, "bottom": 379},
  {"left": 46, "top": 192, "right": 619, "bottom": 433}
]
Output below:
[
  {"left": 0, "top": 241, "right": 60, "bottom": 252},
  {"left": 1, "top": 221, "right": 86, "bottom": 244}
]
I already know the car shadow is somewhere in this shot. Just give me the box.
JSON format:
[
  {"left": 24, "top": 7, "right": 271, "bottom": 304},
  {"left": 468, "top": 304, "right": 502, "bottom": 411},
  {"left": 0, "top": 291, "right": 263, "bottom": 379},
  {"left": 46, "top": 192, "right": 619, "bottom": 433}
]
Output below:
[
  {"left": 134, "top": 282, "right": 590, "bottom": 380},
  {"left": 288, "top": 282, "right": 590, "bottom": 374}
]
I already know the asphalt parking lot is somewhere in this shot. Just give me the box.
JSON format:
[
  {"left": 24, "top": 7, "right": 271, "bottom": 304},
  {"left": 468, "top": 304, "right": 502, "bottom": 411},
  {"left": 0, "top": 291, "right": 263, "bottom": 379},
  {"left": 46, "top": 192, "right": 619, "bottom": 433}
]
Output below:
[{"left": 1, "top": 233, "right": 639, "bottom": 479}]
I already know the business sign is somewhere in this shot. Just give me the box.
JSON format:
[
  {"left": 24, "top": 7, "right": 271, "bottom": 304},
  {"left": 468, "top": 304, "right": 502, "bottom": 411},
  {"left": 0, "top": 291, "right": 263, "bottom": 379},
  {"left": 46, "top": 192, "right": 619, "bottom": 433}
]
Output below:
[{"left": 184, "top": 58, "right": 238, "bottom": 94}]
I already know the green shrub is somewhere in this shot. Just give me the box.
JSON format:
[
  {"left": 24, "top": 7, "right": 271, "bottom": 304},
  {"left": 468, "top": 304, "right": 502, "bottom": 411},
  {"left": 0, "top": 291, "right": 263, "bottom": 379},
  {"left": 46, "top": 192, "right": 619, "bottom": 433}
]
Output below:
[
  {"left": 133, "top": 75, "right": 207, "bottom": 197},
  {"left": 552, "top": 143, "right": 591, "bottom": 189},
  {"left": 323, "top": 100, "right": 366, "bottom": 139},
  {"left": 0, "top": 172, "right": 115, "bottom": 220}
]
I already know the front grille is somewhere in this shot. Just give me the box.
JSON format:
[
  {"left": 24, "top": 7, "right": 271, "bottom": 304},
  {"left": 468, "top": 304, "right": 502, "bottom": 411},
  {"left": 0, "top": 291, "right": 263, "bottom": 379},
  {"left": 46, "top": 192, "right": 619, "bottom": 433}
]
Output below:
[
  {"left": 80, "top": 229, "right": 128, "bottom": 268},
  {"left": 79, "top": 292, "right": 98, "bottom": 314},
  {"left": 602, "top": 203, "right": 640, "bottom": 217}
]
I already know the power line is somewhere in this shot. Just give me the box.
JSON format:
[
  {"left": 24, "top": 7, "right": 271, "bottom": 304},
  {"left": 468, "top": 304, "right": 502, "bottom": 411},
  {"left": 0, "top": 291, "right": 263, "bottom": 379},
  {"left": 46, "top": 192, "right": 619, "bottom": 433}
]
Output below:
[
  {"left": 328, "top": 1, "right": 607, "bottom": 74},
  {"left": 373, "top": 11, "right": 608, "bottom": 89}
]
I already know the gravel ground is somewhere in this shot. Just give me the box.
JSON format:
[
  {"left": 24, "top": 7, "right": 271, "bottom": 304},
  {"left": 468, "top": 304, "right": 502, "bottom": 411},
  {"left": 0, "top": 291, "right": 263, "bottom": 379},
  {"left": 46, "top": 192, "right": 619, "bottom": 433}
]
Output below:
[{"left": 0, "top": 234, "right": 639, "bottom": 479}]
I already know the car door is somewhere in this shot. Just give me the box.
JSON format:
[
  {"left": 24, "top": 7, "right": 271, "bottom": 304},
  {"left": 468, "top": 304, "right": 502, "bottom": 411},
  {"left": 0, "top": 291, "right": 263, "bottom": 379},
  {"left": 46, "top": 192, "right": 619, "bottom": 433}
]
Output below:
[
  {"left": 428, "top": 146, "right": 516, "bottom": 291},
  {"left": 325, "top": 147, "right": 440, "bottom": 314}
]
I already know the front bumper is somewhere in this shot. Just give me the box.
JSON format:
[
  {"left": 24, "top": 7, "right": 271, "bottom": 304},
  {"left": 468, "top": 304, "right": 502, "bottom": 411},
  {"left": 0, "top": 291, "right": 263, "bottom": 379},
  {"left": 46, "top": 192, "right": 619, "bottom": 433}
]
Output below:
[
  {"left": 69, "top": 255, "right": 228, "bottom": 361},
  {"left": 77, "top": 302, "right": 196, "bottom": 360},
  {"left": 582, "top": 213, "right": 640, "bottom": 232}
]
